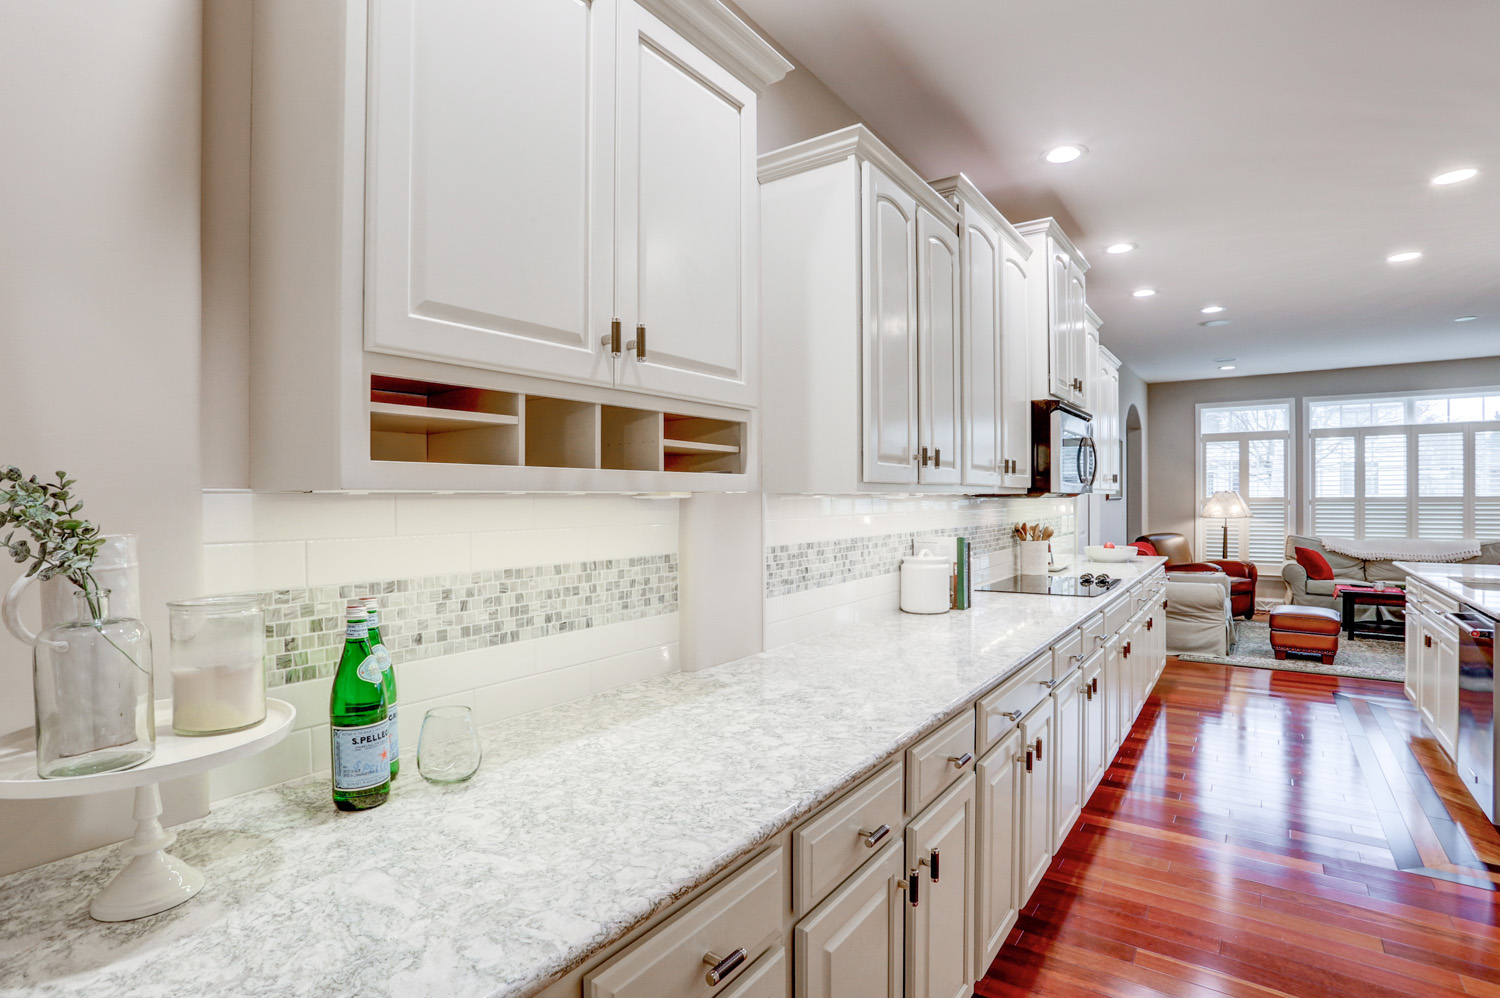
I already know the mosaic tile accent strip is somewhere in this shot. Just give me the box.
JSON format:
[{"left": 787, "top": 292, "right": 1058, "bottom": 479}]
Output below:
[
  {"left": 765, "top": 516, "right": 1074, "bottom": 598},
  {"left": 250, "top": 555, "right": 677, "bottom": 688}
]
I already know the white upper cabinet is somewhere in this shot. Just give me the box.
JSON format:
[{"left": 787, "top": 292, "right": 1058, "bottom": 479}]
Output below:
[
  {"left": 613, "top": 1, "right": 759, "bottom": 406},
  {"left": 1094, "top": 335, "right": 1122, "bottom": 496},
  {"left": 1015, "top": 218, "right": 1090, "bottom": 409},
  {"left": 366, "top": 0, "right": 783, "bottom": 405},
  {"left": 759, "top": 127, "right": 962, "bottom": 494},
  {"left": 367, "top": 0, "right": 618, "bottom": 386},
  {"left": 931, "top": 176, "right": 1033, "bottom": 492},
  {"left": 916, "top": 206, "right": 962, "bottom": 485},
  {"left": 864, "top": 164, "right": 921, "bottom": 485}
]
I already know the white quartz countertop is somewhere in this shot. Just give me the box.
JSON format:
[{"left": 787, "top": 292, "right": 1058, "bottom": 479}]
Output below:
[
  {"left": 0, "top": 558, "right": 1165, "bottom": 998},
  {"left": 1395, "top": 561, "right": 1500, "bottom": 620}
]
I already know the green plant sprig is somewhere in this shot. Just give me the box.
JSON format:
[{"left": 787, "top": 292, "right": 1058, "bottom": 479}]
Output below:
[{"left": 1, "top": 467, "right": 106, "bottom": 601}]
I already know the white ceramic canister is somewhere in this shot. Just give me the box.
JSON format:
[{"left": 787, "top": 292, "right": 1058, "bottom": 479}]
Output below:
[
  {"left": 1018, "top": 539, "right": 1050, "bottom": 576},
  {"left": 901, "top": 549, "right": 952, "bottom": 614}
]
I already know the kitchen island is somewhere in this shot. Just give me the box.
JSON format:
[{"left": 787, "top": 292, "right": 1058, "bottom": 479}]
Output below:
[{"left": 0, "top": 558, "right": 1165, "bottom": 998}]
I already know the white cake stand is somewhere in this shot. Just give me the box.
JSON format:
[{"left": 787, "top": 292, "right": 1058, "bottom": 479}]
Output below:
[{"left": 0, "top": 698, "right": 295, "bottom": 921}]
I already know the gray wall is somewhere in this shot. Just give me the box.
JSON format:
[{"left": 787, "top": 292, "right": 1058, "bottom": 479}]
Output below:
[{"left": 1147, "top": 356, "right": 1500, "bottom": 545}]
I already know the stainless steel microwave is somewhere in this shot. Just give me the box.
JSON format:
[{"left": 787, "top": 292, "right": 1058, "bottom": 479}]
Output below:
[{"left": 1031, "top": 399, "right": 1096, "bottom": 496}]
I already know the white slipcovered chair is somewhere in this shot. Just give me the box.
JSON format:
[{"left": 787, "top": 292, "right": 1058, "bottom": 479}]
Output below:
[{"left": 1164, "top": 571, "right": 1237, "bottom": 656}]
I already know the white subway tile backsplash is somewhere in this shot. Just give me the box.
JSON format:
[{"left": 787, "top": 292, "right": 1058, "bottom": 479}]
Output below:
[
  {"left": 202, "top": 540, "right": 306, "bottom": 594},
  {"left": 587, "top": 643, "right": 677, "bottom": 693},
  {"left": 472, "top": 663, "right": 593, "bottom": 725},
  {"left": 471, "top": 527, "right": 590, "bottom": 570},
  {"left": 203, "top": 492, "right": 397, "bottom": 543},
  {"left": 306, "top": 533, "right": 470, "bottom": 586},
  {"left": 394, "top": 494, "right": 534, "bottom": 536}
]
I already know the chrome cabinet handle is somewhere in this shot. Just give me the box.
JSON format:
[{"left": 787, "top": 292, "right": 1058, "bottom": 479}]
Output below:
[
  {"left": 703, "top": 949, "right": 746, "bottom": 986},
  {"left": 899, "top": 872, "right": 920, "bottom": 907},
  {"left": 1039, "top": 677, "right": 1061, "bottom": 689},
  {"left": 948, "top": 752, "right": 974, "bottom": 769},
  {"left": 998, "top": 708, "right": 1022, "bottom": 722},
  {"left": 857, "top": 823, "right": 891, "bottom": 848}
]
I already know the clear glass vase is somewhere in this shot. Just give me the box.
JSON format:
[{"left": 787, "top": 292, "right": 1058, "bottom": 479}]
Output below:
[
  {"left": 33, "top": 589, "right": 155, "bottom": 778},
  {"left": 168, "top": 595, "right": 266, "bottom": 735}
]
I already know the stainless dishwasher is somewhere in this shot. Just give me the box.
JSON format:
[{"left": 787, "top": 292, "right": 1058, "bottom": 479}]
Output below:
[{"left": 1454, "top": 609, "right": 1497, "bottom": 825}]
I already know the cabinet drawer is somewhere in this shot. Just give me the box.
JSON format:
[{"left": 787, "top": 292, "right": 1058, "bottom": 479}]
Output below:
[
  {"left": 976, "top": 655, "right": 1050, "bottom": 755},
  {"left": 722, "top": 947, "right": 787, "bottom": 998},
  {"left": 1077, "top": 612, "right": 1107, "bottom": 661},
  {"left": 793, "top": 762, "right": 904, "bottom": 913},
  {"left": 907, "top": 710, "right": 976, "bottom": 816},
  {"left": 1103, "top": 597, "right": 1131, "bottom": 635},
  {"left": 585, "top": 848, "right": 785, "bottom": 998},
  {"left": 1051, "top": 628, "right": 1085, "bottom": 681}
]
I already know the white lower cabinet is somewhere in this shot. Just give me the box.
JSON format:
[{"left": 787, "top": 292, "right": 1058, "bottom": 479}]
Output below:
[
  {"left": 794, "top": 839, "right": 905, "bottom": 998},
  {"left": 905, "top": 773, "right": 976, "bottom": 998},
  {"left": 1017, "top": 700, "right": 1054, "bottom": 902},
  {"left": 973, "top": 729, "right": 1021, "bottom": 980},
  {"left": 1049, "top": 672, "right": 1084, "bottom": 853},
  {"left": 581, "top": 569, "right": 1171, "bottom": 998}
]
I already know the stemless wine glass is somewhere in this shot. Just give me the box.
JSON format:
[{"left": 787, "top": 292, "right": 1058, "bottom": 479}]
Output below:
[{"left": 417, "top": 705, "right": 482, "bottom": 784}]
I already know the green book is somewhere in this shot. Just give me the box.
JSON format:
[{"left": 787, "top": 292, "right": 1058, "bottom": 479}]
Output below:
[
  {"left": 329, "top": 602, "right": 390, "bottom": 811},
  {"left": 362, "top": 596, "right": 399, "bottom": 781}
]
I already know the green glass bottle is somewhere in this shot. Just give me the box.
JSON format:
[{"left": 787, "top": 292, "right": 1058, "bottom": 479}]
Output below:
[
  {"left": 329, "top": 601, "right": 390, "bottom": 811},
  {"left": 361, "top": 595, "right": 398, "bottom": 780}
]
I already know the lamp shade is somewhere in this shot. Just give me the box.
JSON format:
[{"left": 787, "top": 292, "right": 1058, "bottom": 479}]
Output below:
[{"left": 1201, "top": 490, "right": 1252, "bottom": 519}]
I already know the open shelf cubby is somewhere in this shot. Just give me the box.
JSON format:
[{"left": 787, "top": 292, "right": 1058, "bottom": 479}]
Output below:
[
  {"left": 663, "top": 414, "right": 743, "bottom": 474},
  {"left": 369, "top": 375, "right": 521, "bottom": 465},
  {"left": 523, "top": 396, "right": 600, "bottom": 469},
  {"left": 602, "top": 406, "right": 664, "bottom": 472}
]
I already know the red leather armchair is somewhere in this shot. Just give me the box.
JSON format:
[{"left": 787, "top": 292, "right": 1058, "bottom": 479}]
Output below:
[{"left": 1135, "top": 532, "right": 1258, "bottom": 620}]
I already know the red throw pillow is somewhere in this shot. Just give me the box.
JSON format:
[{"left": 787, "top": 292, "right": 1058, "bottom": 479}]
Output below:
[
  {"left": 1295, "top": 546, "right": 1334, "bottom": 581},
  {"left": 1134, "top": 540, "right": 1158, "bottom": 557}
]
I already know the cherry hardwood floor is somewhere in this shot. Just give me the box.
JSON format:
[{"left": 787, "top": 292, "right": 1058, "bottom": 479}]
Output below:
[{"left": 980, "top": 659, "right": 1500, "bottom": 998}]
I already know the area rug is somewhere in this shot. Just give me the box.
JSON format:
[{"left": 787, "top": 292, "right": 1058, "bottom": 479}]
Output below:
[{"left": 1177, "top": 620, "right": 1406, "bottom": 683}]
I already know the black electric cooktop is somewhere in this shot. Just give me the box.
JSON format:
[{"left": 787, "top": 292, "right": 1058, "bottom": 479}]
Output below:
[{"left": 976, "top": 573, "right": 1123, "bottom": 597}]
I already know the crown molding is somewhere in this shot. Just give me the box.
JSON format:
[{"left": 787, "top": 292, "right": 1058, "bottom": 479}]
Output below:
[
  {"left": 758, "top": 125, "right": 959, "bottom": 225},
  {"left": 1085, "top": 304, "right": 1103, "bottom": 328},
  {"left": 928, "top": 174, "right": 1032, "bottom": 260},
  {"left": 1013, "top": 217, "right": 1090, "bottom": 273},
  {"left": 636, "top": 0, "right": 792, "bottom": 94},
  {"left": 1099, "top": 345, "right": 1122, "bottom": 369}
]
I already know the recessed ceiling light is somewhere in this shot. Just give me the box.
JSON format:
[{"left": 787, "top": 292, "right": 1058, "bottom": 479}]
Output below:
[
  {"left": 1219, "top": 365, "right": 1237, "bottom": 371},
  {"left": 1455, "top": 315, "right": 1478, "bottom": 322},
  {"left": 1432, "top": 168, "right": 1478, "bottom": 186},
  {"left": 1200, "top": 319, "right": 1231, "bottom": 327},
  {"left": 1387, "top": 251, "right": 1423, "bottom": 263},
  {"left": 1105, "top": 242, "right": 1135, "bottom": 255},
  {"left": 1200, "top": 305, "right": 1225, "bottom": 314},
  {"left": 1132, "top": 288, "right": 1158, "bottom": 298},
  {"left": 1044, "top": 145, "right": 1085, "bottom": 164}
]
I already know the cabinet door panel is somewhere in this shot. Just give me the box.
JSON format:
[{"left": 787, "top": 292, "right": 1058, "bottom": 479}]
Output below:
[
  {"left": 1047, "top": 250, "right": 1071, "bottom": 400},
  {"left": 1083, "top": 662, "right": 1106, "bottom": 796},
  {"left": 974, "top": 731, "right": 1020, "bottom": 980},
  {"left": 962, "top": 216, "right": 1002, "bottom": 487},
  {"left": 367, "top": 0, "right": 614, "bottom": 384},
  {"left": 1019, "top": 704, "right": 1053, "bottom": 902},
  {"left": 862, "top": 165, "right": 919, "bottom": 484},
  {"left": 615, "top": 1, "right": 756, "bottom": 405},
  {"left": 795, "top": 840, "right": 904, "bottom": 998},
  {"left": 999, "top": 249, "right": 1031, "bottom": 488},
  {"left": 918, "top": 208, "right": 962, "bottom": 485},
  {"left": 906, "top": 774, "right": 975, "bottom": 998},
  {"left": 1051, "top": 679, "right": 1084, "bottom": 851},
  {"left": 1068, "top": 264, "right": 1087, "bottom": 404},
  {"left": 1404, "top": 603, "right": 1420, "bottom": 707}
]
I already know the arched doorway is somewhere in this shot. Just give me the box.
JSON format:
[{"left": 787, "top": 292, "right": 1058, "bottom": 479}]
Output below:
[{"left": 1125, "top": 405, "right": 1144, "bottom": 539}]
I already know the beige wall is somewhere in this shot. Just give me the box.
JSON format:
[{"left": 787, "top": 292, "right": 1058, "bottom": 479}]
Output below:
[
  {"left": 0, "top": 0, "right": 207, "bottom": 873},
  {"left": 1148, "top": 356, "right": 1500, "bottom": 545}
]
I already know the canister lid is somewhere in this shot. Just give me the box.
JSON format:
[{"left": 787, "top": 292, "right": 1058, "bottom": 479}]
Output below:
[{"left": 903, "top": 548, "right": 951, "bottom": 566}]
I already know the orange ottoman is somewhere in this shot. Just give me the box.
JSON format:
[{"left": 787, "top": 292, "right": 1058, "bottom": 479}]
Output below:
[{"left": 1268, "top": 604, "right": 1341, "bottom": 665}]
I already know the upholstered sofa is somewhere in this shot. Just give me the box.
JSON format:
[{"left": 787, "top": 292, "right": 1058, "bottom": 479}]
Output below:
[
  {"left": 1281, "top": 534, "right": 1500, "bottom": 608},
  {"left": 1135, "top": 532, "right": 1257, "bottom": 619},
  {"left": 1164, "top": 571, "right": 1237, "bottom": 656}
]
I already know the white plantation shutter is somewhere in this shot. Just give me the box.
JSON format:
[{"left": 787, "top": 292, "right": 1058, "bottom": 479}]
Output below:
[
  {"left": 1246, "top": 498, "right": 1288, "bottom": 564},
  {"left": 1203, "top": 440, "right": 1240, "bottom": 495},
  {"left": 1198, "top": 401, "right": 1292, "bottom": 569},
  {"left": 1306, "top": 390, "right": 1500, "bottom": 541}
]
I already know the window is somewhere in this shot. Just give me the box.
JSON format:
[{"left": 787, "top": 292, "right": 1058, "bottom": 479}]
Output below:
[
  {"left": 1197, "top": 400, "right": 1293, "bottom": 568},
  {"left": 1306, "top": 389, "right": 1500, "bottom": 540}
]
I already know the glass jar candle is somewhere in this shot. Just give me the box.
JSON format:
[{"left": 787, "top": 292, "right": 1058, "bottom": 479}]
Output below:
[{"left": 168, "top": 595, "right": 266, "bottom": 735}]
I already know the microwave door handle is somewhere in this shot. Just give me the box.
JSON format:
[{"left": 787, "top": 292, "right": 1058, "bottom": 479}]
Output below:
[{"left": 1081, "top": 436, "right": 1098, "bottom": 488}]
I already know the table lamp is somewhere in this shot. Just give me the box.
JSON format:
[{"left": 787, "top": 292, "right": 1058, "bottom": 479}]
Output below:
[{"left": 1201, "top": 490, "right": 1251, "bottom": 559}]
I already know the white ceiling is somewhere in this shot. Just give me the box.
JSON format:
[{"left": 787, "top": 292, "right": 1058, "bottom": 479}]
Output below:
[{"left": 735, "top": 0, "right": 1500, "bottom": 383}]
